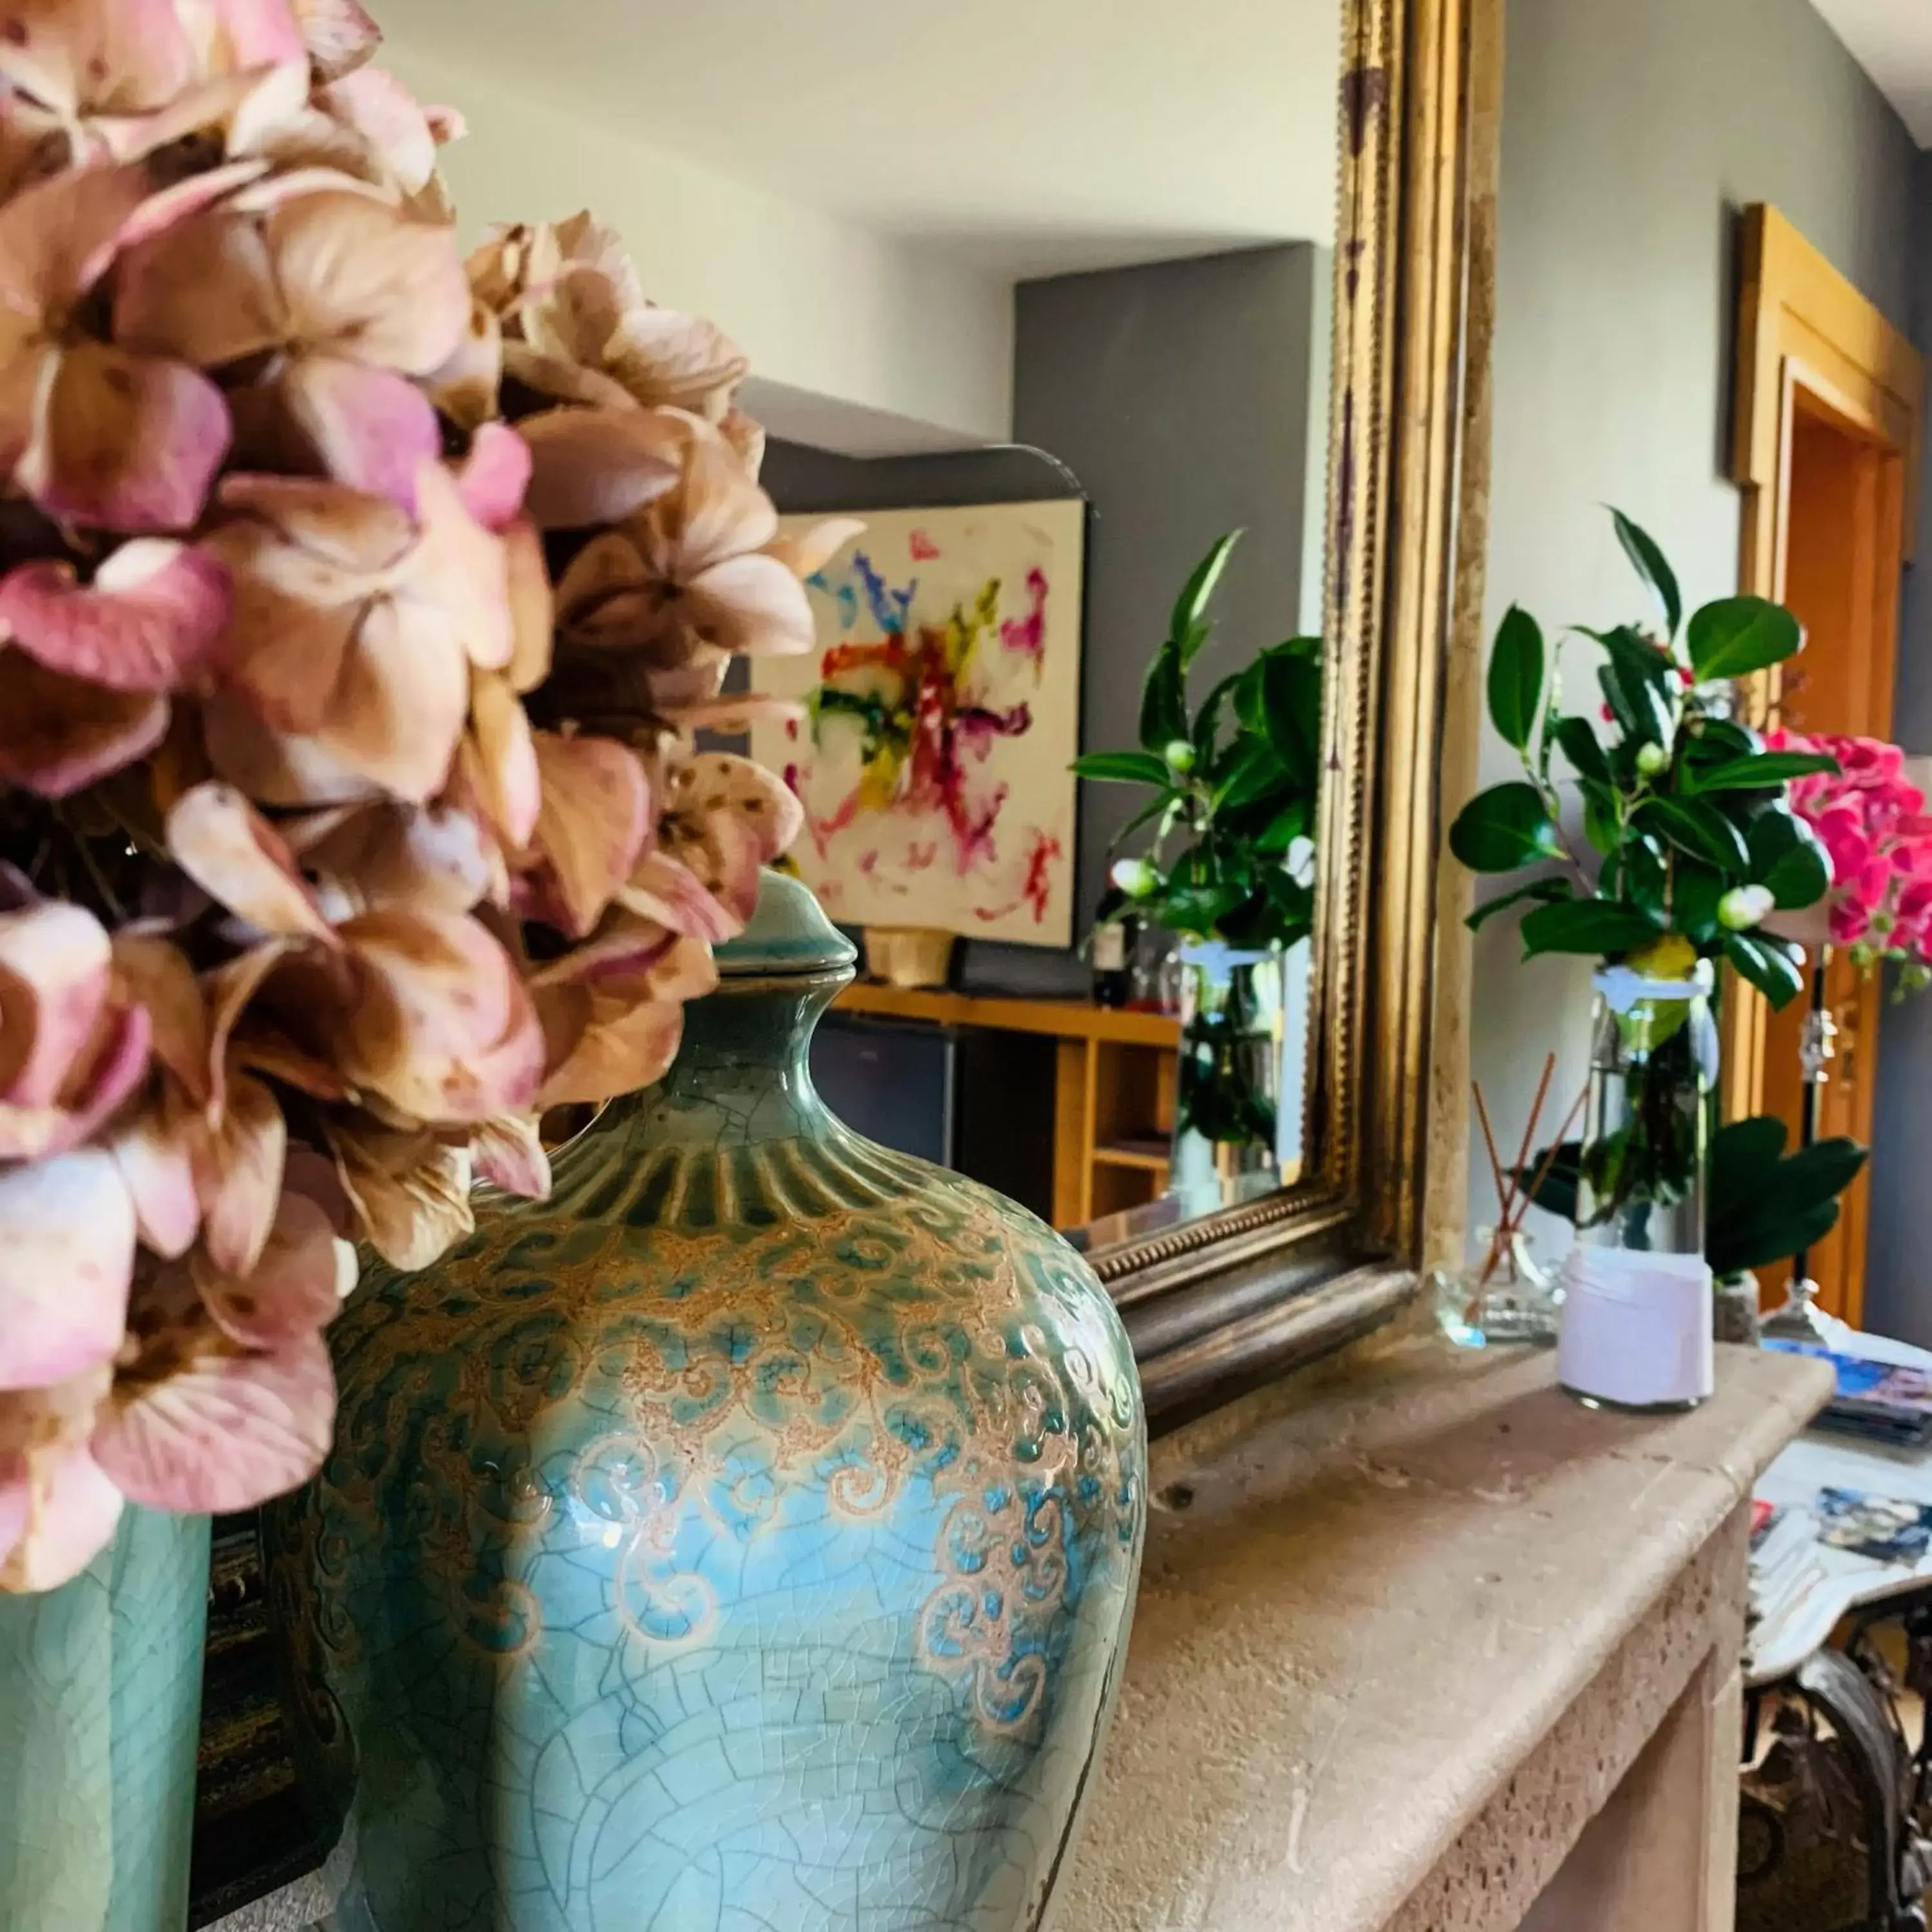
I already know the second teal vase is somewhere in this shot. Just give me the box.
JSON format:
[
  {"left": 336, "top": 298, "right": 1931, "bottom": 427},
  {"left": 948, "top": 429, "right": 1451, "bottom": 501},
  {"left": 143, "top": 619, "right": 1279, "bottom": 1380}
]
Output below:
[
  {"left": 272, "top": 873, "right": 1146, "bottom": 1931},
  {"left": 0, "top": 1506, "right": 211, "bottom": 1930}
]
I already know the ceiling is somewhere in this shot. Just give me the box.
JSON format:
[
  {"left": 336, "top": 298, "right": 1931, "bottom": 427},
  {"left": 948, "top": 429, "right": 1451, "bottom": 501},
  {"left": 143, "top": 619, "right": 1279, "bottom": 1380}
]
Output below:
[
  {"left": 1810, "top": 0, "right": 1932, "bottom": 144},
  {"left": 381, "top": 0, "right": 1342, "bottom": 278}
]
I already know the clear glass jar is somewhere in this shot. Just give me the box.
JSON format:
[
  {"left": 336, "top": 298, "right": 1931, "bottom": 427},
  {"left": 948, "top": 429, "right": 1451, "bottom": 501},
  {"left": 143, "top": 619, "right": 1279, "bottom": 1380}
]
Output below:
[
  {"left": 1168, "top": 942, "right": 1284, "bottom": 1211},
  {"left": 1433, "top": 1227, "right": 1561, "bottom": 1349},
  {"left": 1577, "top": 961, "right": 1719, "bottom": 1255}
]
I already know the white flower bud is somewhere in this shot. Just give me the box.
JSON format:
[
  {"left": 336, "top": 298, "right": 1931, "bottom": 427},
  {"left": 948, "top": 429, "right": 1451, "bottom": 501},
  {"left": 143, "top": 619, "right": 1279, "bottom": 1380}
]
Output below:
[
  {"left": 1111, "top": 858, "right": 1159, "bottom": 900},
  {"left": 1718, "top": 885, "right": 1774, "bottom": 931}
]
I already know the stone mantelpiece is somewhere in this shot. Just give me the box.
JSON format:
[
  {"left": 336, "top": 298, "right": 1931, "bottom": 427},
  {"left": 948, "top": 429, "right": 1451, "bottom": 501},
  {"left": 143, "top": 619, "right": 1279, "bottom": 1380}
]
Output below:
[
  {"left": 1060, "top": 1340, "right": 1832, "bottom": 1932},
  {"left": 213, "top": 1341, "right": 1829, "bottom": 1932}
]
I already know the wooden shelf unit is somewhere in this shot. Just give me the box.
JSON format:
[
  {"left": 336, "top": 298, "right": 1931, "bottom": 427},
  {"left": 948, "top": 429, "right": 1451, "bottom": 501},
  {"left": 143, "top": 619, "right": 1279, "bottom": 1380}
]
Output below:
[{"left": 833, "top": 983, "right": 1180, "bottom": 1227}]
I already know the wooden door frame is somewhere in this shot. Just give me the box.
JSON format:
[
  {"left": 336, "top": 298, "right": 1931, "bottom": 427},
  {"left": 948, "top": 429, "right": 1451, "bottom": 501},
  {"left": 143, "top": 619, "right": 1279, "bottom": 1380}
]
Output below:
[{"left": 1724, "top": 204, "right": 1925, "bottom": 1127}]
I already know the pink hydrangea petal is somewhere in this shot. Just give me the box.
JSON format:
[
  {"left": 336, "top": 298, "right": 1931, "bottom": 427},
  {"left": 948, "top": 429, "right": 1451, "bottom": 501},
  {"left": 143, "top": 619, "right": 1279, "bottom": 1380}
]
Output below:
[
  {"left": 92, "top": 1325, "right": 334, "bottom": 1513},
  {"left": 0, "top": 900, "right": 111, "bottom": 1110},
  {"left": 462, "top": 672, "right": 542, "bottom": 849},
  {"left": 517, "top": 407, "right": 684, "bottom": 529},
  {"left": 0, "top": 540, "right": 232, "bottom": 693},
  {"left": 457, "top": 421, "right": 532, "bottom": 532},
  {"left": 535, "top": 996, "right": 683, "bottom": 1110},
  {"left": 684, "top": 551, "right": 816, "bottom": 656},
  {"left": 0, "top": 160, "right": 145, "bottom": 320},
  {"left": 279, "top": 354, "right": 440, "bottom": 509},
  {"left": 324, "top": 1119, "right": 471, "bottom": 1271},
  {"left": 166, "top": 782, "right": 340, "bottom": 945},
  {"left": 0, "top": 1151, "right": 135, "bottom": 1392},
  {"left": 312, "top": 593, "right": 469, "bottom": 802},
  {"left": 191, "top": 1188, "right": 341, "bottom": 1349},
  {"left": 407, "top": 456, "right": 513, "bottom": 670},
  {"left": 614, "top": 851, "right": 739, "bottom": 945},
  {"left": 193, "top": 1070, "right": 287, "bottom": 1278},
  {"left": 203, "top": 0, "right": 307, "bottom": 68},
  {"left": 528, "top": 734, "right": 651, "bottom": 939},
  {"left": 267, "top": 188, "right": 469, "bottom": 375},
  {"left": 113, "top": 201, "right": 287, "bottom": 367},
  {"left": 0, "top": 0, "right": 193, "bottom": 125},
  {"left": 0, "top": 1445, "right": 124, "bottom": 1595},
  {"left": 336, "top": 907, "right": 545, "bottom": 1122},
  {"left": 472, "top": 1113, "right": 551, "bottom": 1199},
  {"left": 0, "top": 654, "right": 169, "bottom": 797},
  {"left": 2, "top": 999, "right": 154, "bottom": 1161},
  {"left": 110, "top": 1097, "right": 202, "bottom": 1259},
  {"left": 291, "top": 0, "right": 381, "bottom": 82},
  {"left": 26, "top": 342, "right": 231, "bottom": 533},
  {"left": 315, "top": 66, "right": 435, "bottom": 193},
  {"left": 111, "top": 933, "right": 210, "bottom": 1103}
]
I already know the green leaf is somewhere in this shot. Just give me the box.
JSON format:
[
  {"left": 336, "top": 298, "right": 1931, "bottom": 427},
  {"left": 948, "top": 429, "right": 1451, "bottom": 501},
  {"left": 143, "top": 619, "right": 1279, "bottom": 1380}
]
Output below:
[
  {"left": 1520, "top": 898, "right": 1663, "bottom": 958},
  {"left": 1448, "top": 782, "right": 1560, "bottom": 873},
  {"left": 1169, "top": 531, "right": 1243, "bottom": 661},
  {"left": 1256, "top": 799, "right": 1309, "bottom": 853},
  {"left": 1762, "top": 1136, "right": 1869, "bottom": 1218},
  {"left": 1191, "top": 670, "right": 1244, "bottom": 759},
  {"left": 1671, "top": 858, "right": 1726, "bottom": 945},
  {"left": 1516, "top": 1141, "right": 1582, "bottom": 1222},
  {"left": 1586, "top": 623, "right": 1675, "bottom": 697},
  {"left": 1725, "top": 931, "right": 1806, "bottom": 1009},
  {"left": 1598, "top": 661, "right": 1674, "bottom": 746},
  {"left": 1072, "top": 750, "right": 1173, "bottom": 786},
  {"left": 1466, "top": 878, "right": 1574, "bottom": 932},
  {"left": 1687, "top": 596, "right": 1804, "bottom": 680},
  {"left": 1748, "top": 806, "right": 1832, "bottom": 909},
  {"left": 1155, "top": 882, "right": 1247, "bottom": 937},
  {"left": 1138, "top": 645, "right": 1188, "bottom": 753},
  {"left": 1623, "top": 834, "right": 1669, "bottom": 920},
  {"left": 1636, "top": 795, "right": 1751, "bottom": 873},
  {"left": 1486, "top": 605, "right": 1546, "bottom": 752},
  {"left": 1689, "top": 717, "right": 1764, "bottom": 760},
  {"left": 1256, "top": 652, "right": 1323, "bottom": 788},
  {"left": 1107, "top": 790, "right": 1177, "bottom": 855},
  {"left": 1611, "top": 509, "right": 1683, "bottom": 639},
  {"left": 1551, "top": 715, "right": 1611, "bottom": 784},
  {"left": 1578, "top": 777, "right": 1621, "bottom": 858},
  {"left": 1708, "top": 1115, "right": 1790, "bottom": 1209},
  {"left": 1212, "top": 738, "right": 1287, "bottom": 813},
  {"left": 1680, "top": 750, "right": 1840, "bottom": 793}
]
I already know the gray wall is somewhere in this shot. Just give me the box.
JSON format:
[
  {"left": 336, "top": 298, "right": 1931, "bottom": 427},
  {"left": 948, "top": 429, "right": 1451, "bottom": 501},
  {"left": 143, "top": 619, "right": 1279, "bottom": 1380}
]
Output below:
[
  {"left": 764, "top": 243, "right": 1331, "bottom": 995},
  {"left": 1866, "top": 147, "right": 1932, "bottom": 1345},
  {"left": 1468, "top": 0, "right": 1922, "bottom": 1255}
]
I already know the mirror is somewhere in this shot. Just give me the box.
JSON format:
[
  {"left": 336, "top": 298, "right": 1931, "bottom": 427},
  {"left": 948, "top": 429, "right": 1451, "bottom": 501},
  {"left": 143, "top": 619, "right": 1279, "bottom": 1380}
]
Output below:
[{"left": 388, "top": 0, "right": 1342, "bottom": 1271}]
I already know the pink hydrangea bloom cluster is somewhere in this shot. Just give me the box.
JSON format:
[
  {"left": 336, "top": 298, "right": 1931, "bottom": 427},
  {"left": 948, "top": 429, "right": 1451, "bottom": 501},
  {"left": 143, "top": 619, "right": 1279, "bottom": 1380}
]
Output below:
[
  {"left": 0, "top": 0, "right": 849, "bottom": 1591},
  {"left": 1770, "top": 728, "right": 1932, "bottom": 973}
]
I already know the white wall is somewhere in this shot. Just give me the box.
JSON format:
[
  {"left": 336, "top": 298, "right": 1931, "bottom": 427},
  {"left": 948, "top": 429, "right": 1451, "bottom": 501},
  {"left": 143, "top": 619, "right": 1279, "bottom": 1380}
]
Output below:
[
  {"left": 1466, "top": 0, "right": 1921, "bottom": 1258},
  {"left": 388, "top": 42, "right": 1014, "bottom": 453}
]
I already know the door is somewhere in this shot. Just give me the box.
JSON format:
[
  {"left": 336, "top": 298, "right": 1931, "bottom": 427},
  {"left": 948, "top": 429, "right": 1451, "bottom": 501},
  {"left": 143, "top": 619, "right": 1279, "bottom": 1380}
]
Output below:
[{"left": 1728, "top": 208, "right": 1924, "bottom": 1325}]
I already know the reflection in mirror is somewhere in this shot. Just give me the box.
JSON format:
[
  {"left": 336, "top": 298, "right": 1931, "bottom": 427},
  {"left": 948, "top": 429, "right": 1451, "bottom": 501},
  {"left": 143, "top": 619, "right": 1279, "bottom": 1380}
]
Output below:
[{"left": 391, "top": 0, "right": 1341, "bottom": 1262}]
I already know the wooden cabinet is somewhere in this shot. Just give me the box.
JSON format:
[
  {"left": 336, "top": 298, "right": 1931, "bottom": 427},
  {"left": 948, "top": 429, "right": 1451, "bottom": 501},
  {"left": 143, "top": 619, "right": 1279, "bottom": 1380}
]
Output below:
[{"left": 833, "top": 984, "right": 1180, "bottom": 1229}]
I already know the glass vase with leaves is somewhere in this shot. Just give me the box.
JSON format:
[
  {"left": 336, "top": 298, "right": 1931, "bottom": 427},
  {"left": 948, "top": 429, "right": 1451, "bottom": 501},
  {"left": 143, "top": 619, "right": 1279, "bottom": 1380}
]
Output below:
[
  {"left": 1073, "top": 532, "right": 1322, "bottom": 1202},
  {"left": 1450, "top": 509, "right": 1837, "bottom": 1251}
]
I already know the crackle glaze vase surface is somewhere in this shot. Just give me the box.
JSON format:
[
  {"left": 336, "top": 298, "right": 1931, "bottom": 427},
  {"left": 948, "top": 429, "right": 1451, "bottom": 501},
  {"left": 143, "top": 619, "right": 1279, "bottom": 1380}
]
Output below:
[
  {"left": 272, "top": 873, "right": 1146, "bottom": 1932},
  {"left": 0, "top": 1506, "right": 211, "bottom": 1930}
]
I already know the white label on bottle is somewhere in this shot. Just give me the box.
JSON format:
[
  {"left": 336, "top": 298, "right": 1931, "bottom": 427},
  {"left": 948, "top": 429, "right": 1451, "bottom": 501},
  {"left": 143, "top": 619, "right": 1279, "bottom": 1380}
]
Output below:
[{"left": 1094, "top": 923, "right": 1128, "bottom": 972}]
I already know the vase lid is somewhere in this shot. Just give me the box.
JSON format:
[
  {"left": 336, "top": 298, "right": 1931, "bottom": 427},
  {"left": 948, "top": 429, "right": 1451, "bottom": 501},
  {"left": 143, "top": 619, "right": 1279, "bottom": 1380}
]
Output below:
[{"left": 715, "top": 869, "right": 858, "bottom": 977}]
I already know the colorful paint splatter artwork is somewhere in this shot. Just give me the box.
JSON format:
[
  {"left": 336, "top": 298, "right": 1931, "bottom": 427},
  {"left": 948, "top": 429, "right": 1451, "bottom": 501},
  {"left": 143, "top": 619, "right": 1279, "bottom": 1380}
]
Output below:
[{"left": 750, "top": 502, "right": 1085, "bottom": 946}]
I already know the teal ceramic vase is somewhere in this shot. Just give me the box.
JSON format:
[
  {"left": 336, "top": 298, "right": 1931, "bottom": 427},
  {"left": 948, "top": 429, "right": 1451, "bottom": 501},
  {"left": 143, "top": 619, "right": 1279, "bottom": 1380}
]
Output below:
[
  {"left": 272, "top": 872, "right": 1146, "bottom": 1932},
  {"left": 0, "top": 1506, "right": 211, "bottom": 1929}
]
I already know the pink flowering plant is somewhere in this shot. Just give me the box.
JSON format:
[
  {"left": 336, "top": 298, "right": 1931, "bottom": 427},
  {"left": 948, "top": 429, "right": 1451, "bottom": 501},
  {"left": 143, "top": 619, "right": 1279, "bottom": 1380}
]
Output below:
[
  {"left": 1768, "top": 728, "right": 1932, "bottom": 994},
  {"left": 0, "top": 0, "right": 849, "bottom": 1592}
]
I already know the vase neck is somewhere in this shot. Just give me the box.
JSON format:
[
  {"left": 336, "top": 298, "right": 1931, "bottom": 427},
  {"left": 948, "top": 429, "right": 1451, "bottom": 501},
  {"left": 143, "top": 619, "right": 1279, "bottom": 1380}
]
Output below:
[{"left": 603, "top": 966, "right": 849, "bottom": 1153}]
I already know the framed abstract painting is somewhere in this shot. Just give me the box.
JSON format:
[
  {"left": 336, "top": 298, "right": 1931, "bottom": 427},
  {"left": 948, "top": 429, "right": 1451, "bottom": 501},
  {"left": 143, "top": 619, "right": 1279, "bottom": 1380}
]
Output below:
[{"left": 750, "top": 501, "right": 1086, "bottom": 947}]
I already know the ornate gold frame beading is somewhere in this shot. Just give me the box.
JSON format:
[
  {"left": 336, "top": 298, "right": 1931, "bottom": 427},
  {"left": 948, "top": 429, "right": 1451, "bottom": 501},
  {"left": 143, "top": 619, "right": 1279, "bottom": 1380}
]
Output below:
[{"left": 1099, "top": 0, "right": 1501, "bottom": 1422}]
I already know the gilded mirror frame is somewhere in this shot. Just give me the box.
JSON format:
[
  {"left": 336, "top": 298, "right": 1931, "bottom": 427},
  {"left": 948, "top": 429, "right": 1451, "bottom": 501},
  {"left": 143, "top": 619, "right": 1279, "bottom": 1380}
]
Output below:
[{"left": 1096, "top": 0, "right": 1501, "bottom": 1419}]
